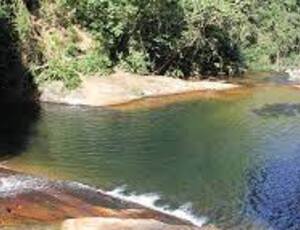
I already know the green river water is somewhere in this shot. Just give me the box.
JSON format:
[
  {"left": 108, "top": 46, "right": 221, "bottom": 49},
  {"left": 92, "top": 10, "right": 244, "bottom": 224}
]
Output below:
[{"left": 3, "top": 77, "right": 300, "bottom": 229}]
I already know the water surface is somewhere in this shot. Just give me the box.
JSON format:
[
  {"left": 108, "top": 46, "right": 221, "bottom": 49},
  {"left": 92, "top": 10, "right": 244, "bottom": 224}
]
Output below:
[{"left": 5, "top": 85, "right": 300, "bottom": 229}]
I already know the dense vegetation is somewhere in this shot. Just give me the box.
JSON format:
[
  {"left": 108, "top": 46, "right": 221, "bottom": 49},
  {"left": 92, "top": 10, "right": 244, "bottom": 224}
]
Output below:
[
  {"left": 0, "top": 1, "right": 36, "bottom": 100},
  {"left": 1, "top": 0, "right": 300, "bottom": 88}
]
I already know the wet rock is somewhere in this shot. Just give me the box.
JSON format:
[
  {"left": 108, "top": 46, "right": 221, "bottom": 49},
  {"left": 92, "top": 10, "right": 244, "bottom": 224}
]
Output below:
[
  {"left": 61, "top": 218, "right": 201, "bottom": 230},
  {"left": 0, "top": 168, "right": 194, "bottom": 227}
]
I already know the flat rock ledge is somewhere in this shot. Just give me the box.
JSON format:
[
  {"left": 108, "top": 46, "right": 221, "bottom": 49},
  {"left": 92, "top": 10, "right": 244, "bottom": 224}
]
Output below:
[
  {"left": 39, "top": 71, "right": 238, "bottom": 107},
  {"left": 62, "top": 218, "right": 219, "bottom": 230}
]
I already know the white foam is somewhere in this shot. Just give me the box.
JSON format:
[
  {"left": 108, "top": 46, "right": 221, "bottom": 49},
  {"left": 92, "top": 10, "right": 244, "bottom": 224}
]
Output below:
[
  {"left": 0, "top": 176, "right": 207, "bottom": 227},
  {"left": 0, "top": 175, "right": 48, "bottom": 197},
  {"left": 105, "top": 185, "right": 207, "bottom": 227}
]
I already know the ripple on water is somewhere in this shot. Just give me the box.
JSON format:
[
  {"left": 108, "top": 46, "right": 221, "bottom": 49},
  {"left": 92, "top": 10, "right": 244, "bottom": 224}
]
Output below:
[
  {"left": 246, "top": 155, "right": 300, "bottom": 230},
  {"left": 5, "top": 85, "right": 300, "bottom": 229}
]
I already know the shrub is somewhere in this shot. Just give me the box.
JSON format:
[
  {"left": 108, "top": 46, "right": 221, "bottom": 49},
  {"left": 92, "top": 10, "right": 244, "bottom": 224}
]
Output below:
[
  {"left": 36, "top": 58, "right": 81, "bottom": 89},
  {"left": 3, "top": 0, "right": 300, "bottom": 88},
  {"left": 119, "top": 49, "right": 150, "bottom": 75},
  {"left": 31, "top": 25, "right": 112, "bottom": 89},
  {"left": 21, "top": 0, "right": 113, "bottom": 89},
  {"left": 13, "top": 0, "right": 31, "bottom": 41},
  {"left": 0, "top": 3, "right": 9, "bottom": 19},
  {"left": 240, "top": 0, "right": 300, "bottom": 70},
  {"left": 62, "top": 0, "right": 245, "bottom": 77},
  {"left": 76, "top": 49, "right": 112, "bottom": 76}
]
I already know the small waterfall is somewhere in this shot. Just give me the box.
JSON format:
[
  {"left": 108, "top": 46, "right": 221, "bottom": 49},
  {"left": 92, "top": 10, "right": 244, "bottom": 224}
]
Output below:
[{"left": 105, "top": 185, "right": 207, "bottom": 227}]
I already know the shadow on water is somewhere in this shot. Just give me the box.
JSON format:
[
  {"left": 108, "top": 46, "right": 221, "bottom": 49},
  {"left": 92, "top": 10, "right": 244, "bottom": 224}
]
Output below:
[
  {"left": 0, "top": 102, "right": 40, "bottom": 160},
  {"left": 0, "top": 3, "right": 40, "bottom": 160},
  {"left": 253, "top": 103, "right": 300, "bottom": 117}
]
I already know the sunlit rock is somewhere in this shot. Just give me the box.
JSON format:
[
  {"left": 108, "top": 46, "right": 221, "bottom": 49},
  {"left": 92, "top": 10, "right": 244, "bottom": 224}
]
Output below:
[
  {"left": 286, "top": 69, "right": 300, "bottom": 82},
  {"left": 61, "top": 218, "right": 213, "bottom": 230},
  {"left": 0, "top": 168, "right": 199, "bottom": 228}
]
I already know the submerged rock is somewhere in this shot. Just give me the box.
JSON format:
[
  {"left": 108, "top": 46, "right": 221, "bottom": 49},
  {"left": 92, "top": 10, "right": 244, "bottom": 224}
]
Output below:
[{"left": 253, "top": 103, "right": 300, "bottom": 117}]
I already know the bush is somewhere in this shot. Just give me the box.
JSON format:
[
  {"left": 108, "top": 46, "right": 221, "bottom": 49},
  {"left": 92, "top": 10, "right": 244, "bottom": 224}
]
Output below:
[
  {"left": 2, "top": 0, "right": 300, "bottom": 88},
  {"left": 240, "top": 0, "right": 300, "bottom": 70},
  {"left": 16, "top": 0, "right": 113, "bottom": 89},
  {"left": 36, "top": 58, "right": 81, "bottom": 89},
  {"left": 62, "top": 0, "right": 245, "bottom": 77},
  {"left": 119, "top": 49, "right": 150, "bottom": 75},
  {"left": 31, "top": 25, "right": 112, "bottom": 89},
  {"left": 0, "top": 3, "right": 9, "bottom": 19},
  {"left": 76, "top": 49, "right": 112, "bottom": 76},
  {"left": 13, "top": 0, "right": 31, "bottom": 41}
]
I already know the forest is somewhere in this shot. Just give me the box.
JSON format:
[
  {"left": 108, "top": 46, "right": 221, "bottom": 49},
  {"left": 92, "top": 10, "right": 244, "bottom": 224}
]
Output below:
[
  {"left": 1, "top": 0, "right": 300, "bottom": 88},
  {"left": 2, "top": 2, "right": 300, "bottom": 229}
]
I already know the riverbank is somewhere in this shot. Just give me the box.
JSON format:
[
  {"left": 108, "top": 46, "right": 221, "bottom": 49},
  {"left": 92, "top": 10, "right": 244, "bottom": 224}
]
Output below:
[
  {"left": 0, "top": 167, "right": 218, "bottom": 230},
  {"left": 39, "top": 71, "right": 239, "bottom": 107}
]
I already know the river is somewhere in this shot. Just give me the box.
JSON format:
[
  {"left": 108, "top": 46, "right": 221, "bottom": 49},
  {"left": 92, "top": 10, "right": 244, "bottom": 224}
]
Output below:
[{"left": 3, "top": 73, "right": 300, "bottom": 229}]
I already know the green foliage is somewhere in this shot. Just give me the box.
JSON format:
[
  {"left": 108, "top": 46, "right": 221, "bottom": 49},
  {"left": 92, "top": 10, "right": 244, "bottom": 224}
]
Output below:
[
  {"left": 61, "top": 0, "right": 238, "bottom": 76},
  {"left": 119, "top": 49, "right": 150, "bottom": 75},
  {"left": 0, "top": 3, "right": 9, "bottom": 19},
  {"left": 239, "top": 0, "right": 300, "bottom": 70},
  {"left": 36, "top": 58, "right": 81, "bottom": 89},
  {"left": 31, "top": 26, "right": 112, "bottom": 89},
  {"left": 3, "top": 0, "right": 300, "bottom": 88},
  {"left": 13, "top": 0, "right": 31, "bottom": 41},
  {"left": 62, "top": 0, "right": 300, "bottom": 76},
  {"left": 20, "top": 0, "right": 113, "bottom": 89},
  {"left": 76, "top": 49, "right": 112, "bottom": 76}
]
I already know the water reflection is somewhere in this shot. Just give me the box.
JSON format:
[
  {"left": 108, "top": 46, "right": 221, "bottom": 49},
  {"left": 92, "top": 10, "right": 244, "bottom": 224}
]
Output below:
[{"left": 6, "top": 85, "right": 300, "bottom": 229}]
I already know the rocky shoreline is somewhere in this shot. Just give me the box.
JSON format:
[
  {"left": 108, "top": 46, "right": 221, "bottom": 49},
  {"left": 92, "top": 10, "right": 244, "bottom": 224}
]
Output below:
[
  {"left": 0, "top": 167, "right": 218, "bottom": 230},
  {"left": 39, "top": 71, "right": 239, "bottom": 107}
]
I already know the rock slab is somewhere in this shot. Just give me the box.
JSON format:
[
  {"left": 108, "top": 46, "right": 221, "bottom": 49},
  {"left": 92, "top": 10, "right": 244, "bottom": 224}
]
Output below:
[
  {"left": 62, "top": 218, "right": 201, "bottom": 230},
  {"left": 39, "top": 71, "right": 238, "bottom": 107}
]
